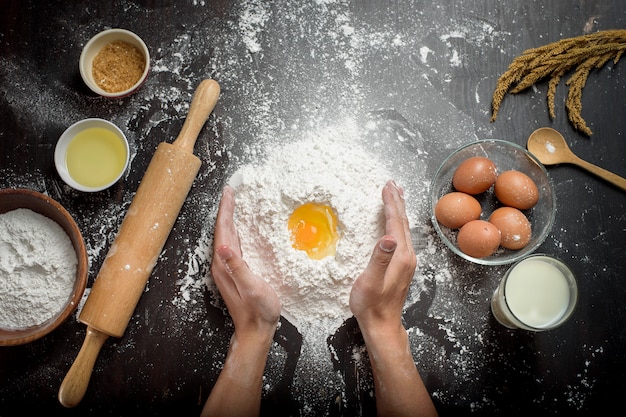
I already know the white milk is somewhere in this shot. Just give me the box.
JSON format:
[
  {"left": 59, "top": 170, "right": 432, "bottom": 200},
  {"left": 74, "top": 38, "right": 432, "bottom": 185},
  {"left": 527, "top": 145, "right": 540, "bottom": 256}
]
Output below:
[
  {"left": 505, "top": 259, "right": 570, "bottom": 328},
  {"left": 491, "top": 255, "right": 577, "bottom": 331}
]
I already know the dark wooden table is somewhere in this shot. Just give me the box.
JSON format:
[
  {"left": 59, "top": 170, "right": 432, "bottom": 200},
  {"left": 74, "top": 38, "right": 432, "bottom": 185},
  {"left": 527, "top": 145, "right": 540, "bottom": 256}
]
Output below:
[{"left": 2, "top": 1, "right": 625, "bottom": 416}]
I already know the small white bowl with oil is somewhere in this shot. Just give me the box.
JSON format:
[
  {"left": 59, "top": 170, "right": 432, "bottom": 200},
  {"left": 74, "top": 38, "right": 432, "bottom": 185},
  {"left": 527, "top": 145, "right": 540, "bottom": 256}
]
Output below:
[{"left": 54, "top": 118, "right": 129, "bottom": 192}]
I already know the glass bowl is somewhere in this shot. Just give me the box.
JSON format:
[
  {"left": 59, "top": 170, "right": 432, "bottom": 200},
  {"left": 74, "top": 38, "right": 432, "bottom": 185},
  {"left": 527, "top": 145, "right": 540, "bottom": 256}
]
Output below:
[{"left": 429, "top": 139, "right": 556, "bottom": 265}]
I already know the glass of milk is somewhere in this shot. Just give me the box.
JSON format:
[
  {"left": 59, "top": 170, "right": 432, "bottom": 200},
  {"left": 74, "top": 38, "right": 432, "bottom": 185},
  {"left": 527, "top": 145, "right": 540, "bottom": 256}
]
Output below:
[{"left": 491, "top": 254, "right": 578, "bottom": 331}]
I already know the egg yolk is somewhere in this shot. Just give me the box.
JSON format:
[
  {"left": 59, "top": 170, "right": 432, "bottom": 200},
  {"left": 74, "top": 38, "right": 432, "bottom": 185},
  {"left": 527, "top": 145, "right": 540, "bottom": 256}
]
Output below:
[{"left": 288, "top": 202, "right": 339, "bottom": 260}]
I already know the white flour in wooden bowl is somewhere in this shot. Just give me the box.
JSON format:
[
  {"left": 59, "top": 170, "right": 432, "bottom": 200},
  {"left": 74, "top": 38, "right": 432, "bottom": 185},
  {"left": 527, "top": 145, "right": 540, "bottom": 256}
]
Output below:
[
  {"left": 228, "top": 123, "right": 392, "bottom": 333},
  {"left": 0, "top": 208, "right": 77, "bottom": 329}
]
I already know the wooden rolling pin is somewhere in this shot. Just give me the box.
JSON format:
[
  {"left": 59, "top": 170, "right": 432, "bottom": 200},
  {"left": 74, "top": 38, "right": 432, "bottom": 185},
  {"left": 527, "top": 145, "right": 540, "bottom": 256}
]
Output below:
[{"left": 58, "top": 79, "right": 220, "bottom": 408}]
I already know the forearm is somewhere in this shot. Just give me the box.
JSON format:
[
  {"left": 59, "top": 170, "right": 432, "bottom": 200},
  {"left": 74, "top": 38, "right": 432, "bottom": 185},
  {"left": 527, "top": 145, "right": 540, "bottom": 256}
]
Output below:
[
  {"left": 360, "top": 323, "right": 438, "bottom": 417},
  {"left": 201, "top": 331, "right": 274, "bottom": 417}
]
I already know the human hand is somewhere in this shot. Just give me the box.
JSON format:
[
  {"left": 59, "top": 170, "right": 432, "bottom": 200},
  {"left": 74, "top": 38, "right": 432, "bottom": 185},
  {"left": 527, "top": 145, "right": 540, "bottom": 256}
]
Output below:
[
  {"left": 349, "top": 180, "right": 416, "bottom": 336},
  {"left": 203, "top": 186, "right": 282, "bottom": 417},
  {"left": 348, "top": 181, "right": 438, "bottom": 417},
  {"left": 211, "top": 185, "right": 281, "bottom": 339}
]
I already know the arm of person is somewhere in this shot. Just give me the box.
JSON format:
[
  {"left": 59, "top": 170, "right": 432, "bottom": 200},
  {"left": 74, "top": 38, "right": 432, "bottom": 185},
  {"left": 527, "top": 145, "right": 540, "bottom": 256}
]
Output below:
[
  {"left": 350, "top": 180, "right": 438, "bottom": 417},
  {"left": 200, "top": 186, "right": 281, "bottom": 417}
]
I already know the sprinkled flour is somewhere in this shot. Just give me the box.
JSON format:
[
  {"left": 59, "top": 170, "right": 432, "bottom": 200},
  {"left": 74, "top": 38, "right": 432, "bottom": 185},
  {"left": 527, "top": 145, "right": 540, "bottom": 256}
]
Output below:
[
  {"left": 0, "top": 208, "right": 77, "bottom": 329},
  {"left": 229, "top": 123, "right": 391, "bottom": 332},
  {"left": 0, "top": 0, "right": 606, "bottom": 414}
]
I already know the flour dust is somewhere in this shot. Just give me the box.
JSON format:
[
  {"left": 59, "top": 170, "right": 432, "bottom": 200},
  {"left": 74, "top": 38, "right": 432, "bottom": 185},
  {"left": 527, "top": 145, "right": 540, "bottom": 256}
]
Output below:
[{"left": 0, "top": 0, "right": 601, "bottom": 414}]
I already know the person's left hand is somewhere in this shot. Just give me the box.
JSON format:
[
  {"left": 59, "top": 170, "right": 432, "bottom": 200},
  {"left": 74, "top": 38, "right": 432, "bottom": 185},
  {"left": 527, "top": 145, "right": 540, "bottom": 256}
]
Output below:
[
  {"left": 202, "top": 186, "right": 281, "bottom": 417},
  {"left": 211, "top": 185, "right": 281, "bottom": 338}
]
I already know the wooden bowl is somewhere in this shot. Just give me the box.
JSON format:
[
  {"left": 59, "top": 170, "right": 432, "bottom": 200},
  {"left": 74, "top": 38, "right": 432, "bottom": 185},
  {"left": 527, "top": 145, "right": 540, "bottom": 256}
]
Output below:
[{"left": 0, "top": 189, "right": 88, "bottom": 346}]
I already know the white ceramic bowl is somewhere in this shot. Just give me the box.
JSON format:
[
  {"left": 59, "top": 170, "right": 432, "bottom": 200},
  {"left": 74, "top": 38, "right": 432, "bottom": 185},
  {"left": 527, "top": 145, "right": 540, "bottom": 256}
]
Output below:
[
  {"left": 54, "top": 118, "right": 130, "bottom": 192},
  {"left": 429, "top": 139, "right": 556, "bottom": 266},
  {"left": 79, "top": 28, "right": 150, "bottom": 97}
]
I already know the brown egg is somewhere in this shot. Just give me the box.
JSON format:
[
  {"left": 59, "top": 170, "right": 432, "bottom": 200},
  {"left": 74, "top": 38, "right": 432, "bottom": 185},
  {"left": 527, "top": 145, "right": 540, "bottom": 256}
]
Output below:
[
  {"left": 435, "top": 192, "right": 482, "bottom": 229},
  {"left": 494, "top": 170, "right": 539, "bottom": 210},
  {"left": 452, "top": 156, "right": 498, "bottom": 194},
  {"left": 457, "top": 220, "right": 501, "bottom": 258},
  {"left": 488, "top": 207, "right": 532, "bottom": 250}
]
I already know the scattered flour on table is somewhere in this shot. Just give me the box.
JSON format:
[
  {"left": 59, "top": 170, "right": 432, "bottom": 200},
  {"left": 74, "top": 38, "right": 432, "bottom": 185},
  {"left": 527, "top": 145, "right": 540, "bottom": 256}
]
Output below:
[
  {"left": 0, "top": 0, "right": 601, "bottom": 413},
  {"left": 0, "top": 208, "right": 77, "bottom": 329},
  {"left": 237, "top": 0, "right": 270, "bottom": 53}
]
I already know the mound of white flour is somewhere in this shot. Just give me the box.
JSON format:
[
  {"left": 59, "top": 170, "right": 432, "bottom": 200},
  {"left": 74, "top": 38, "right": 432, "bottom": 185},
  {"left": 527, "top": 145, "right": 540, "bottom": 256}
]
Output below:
[{"left": 229, "top": 125, "right": 392, "bottom": 332}]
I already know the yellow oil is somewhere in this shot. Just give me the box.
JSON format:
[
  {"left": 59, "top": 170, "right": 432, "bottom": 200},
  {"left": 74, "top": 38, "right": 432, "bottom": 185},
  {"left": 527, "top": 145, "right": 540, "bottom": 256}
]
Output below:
[{"left": 66, "top": 127, "right": 127, "bottom": 188}]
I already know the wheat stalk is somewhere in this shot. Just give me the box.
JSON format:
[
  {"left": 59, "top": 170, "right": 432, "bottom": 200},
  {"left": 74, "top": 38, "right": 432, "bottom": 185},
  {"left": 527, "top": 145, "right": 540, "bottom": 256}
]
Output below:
[{"left": 490, "top": 30, "right": 626, "bottom": 136}]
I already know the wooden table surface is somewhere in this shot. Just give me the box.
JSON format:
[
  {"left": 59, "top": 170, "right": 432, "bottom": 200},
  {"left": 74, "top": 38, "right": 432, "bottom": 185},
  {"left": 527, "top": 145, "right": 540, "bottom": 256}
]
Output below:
[{"left": 1, "top": 1, "right": 625, "bottom": 416}]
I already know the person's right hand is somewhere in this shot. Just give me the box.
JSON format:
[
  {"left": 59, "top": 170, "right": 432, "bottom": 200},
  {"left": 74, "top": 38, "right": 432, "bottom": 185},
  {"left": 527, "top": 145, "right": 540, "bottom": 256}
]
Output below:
[
  {"left": 349, "top": 180, "right": 438, "bottom": 417},
  {"left": 349, "top": 179, "right": 416, "bottom": 336}
]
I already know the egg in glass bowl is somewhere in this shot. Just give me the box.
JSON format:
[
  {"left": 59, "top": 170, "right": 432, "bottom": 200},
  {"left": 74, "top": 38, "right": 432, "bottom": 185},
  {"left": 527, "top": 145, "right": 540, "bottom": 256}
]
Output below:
[{"left": 429, "top": 139, "right": 556, "bottom": 266}]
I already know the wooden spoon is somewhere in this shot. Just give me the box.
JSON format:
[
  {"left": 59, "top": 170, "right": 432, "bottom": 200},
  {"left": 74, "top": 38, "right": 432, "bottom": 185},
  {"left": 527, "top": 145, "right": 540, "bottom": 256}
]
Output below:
[{"left": 527, "top": 127, "right": 626, "bottom": 191}]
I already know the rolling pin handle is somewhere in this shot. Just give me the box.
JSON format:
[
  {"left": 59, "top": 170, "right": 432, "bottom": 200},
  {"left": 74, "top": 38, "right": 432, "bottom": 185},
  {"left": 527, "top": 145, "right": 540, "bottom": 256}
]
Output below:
[
  {"left": 58, "top": 327, "right": 109, "bottom": 408},
  {"left": 172, "top": 79, "right": 220, "bottom": 154}
]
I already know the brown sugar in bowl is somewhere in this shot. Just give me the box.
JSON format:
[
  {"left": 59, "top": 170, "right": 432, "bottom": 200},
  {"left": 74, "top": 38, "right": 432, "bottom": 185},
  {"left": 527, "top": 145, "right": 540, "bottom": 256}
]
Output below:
[
  {"left": 79, "top": 28, "right": 150, "bottom": 98},
  {"left": 0, "top": 189, "right": 88, "bottom": 346}
]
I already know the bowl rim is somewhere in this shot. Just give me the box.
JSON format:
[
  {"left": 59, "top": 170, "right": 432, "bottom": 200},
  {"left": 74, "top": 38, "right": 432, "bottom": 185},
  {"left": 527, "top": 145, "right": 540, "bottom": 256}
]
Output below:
[
  {"left": 429, "top": 139, "right": 556, "bottom": 266},
  {"left": 0, "top": 188, "right": 88, "bottom": 346},
  {"left": 54, "top": 117, "right": 130, "bottom": 192},
  {"left": 79, "top": 28, "right": 150, "bottom": 98}
]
